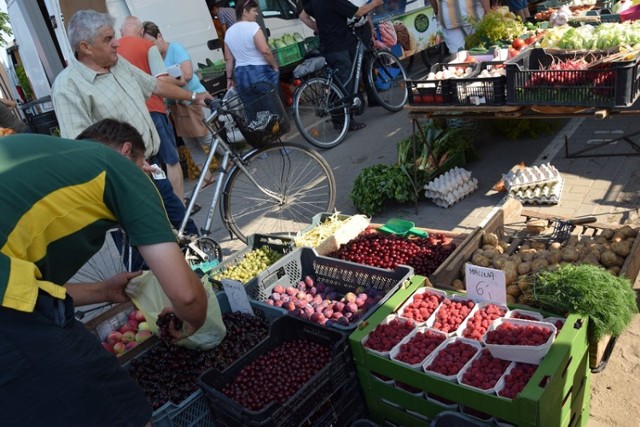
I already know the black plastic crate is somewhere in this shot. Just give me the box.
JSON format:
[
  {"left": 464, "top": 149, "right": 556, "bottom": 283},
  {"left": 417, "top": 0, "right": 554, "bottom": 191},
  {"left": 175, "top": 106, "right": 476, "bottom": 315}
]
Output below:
[
  {"left": 122, "top": 292, "right": 283, "bottom": 427},
  {"left": 506, "top": 48, "right": 640, "bottom": 107},
  {"left": 198, "top": 316, "right": 351, "bottom": 427},
  {"left": 245, "top": 247, "right": 414, "bottom": 331},
  {"left": 449, "top": 62, "right": 507, "bottom": 106},
  {"left": 303, "top": 376, "right": 367, "bottom": 427},
  {"left": 408, "top": 62, "right": 479, "bottom": 106}
]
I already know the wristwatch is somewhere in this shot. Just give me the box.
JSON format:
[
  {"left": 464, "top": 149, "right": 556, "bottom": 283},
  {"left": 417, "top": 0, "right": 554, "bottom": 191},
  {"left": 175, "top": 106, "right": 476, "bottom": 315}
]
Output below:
[{"left": 191, "top": 91, "right": 197, "bottom": 102}]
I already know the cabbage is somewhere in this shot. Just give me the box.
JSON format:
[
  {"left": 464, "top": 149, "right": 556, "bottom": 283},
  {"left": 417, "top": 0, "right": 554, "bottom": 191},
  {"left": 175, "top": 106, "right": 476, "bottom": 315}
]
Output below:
[
  {"left": 282, "top": 34, "right": 296, "bottom": 45},
  {"left": 293, "top": 32, "right": 304, "bottom": 42},
  {"left": 273, "top": 39, "right": 287, "bottom": 49}
]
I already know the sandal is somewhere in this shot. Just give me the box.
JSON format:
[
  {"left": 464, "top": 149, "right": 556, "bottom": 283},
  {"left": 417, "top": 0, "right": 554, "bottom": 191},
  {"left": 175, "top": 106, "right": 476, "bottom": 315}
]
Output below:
[{"left": 348, "top": 121, "right": 366, "bottom": 132}]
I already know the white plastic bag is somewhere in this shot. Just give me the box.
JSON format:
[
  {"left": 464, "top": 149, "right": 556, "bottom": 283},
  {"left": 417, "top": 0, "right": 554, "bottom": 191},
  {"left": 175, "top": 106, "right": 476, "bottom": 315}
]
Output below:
[{"left": 125, "top": 271, "right": 226, "bottom": 350}]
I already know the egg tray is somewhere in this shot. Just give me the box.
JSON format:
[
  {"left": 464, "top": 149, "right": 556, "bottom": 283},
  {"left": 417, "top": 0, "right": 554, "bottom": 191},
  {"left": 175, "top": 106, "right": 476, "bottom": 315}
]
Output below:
[
  {"left": 426, "top": 179, "right": 479, "bottom": 209},
  {"left": 510, "top": 177, "right": 564, "bottom": 205},
  {"left": 503, "top": 164, "right": 561, "bottom": 192}
]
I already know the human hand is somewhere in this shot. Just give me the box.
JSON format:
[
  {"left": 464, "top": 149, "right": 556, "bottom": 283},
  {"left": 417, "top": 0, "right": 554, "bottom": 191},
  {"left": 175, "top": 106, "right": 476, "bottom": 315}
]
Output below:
[
  {"left": 372, "top": 0, "right": 384, "bottom": 7},
  {"left": 103, "top": 271, "right": 143, "bottom": 303},
  {"left": 195, "top": 91, "right": 214, "bottom": 106},
  {"left": 157, "top": 307, "right": 199, "bottom": 342}
]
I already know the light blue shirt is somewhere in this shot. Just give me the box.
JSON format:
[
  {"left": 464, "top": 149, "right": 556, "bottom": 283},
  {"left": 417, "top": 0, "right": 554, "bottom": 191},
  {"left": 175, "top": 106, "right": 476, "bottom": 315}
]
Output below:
[{"left": 164, "top": 42, "right": 207, "bottom": 94}]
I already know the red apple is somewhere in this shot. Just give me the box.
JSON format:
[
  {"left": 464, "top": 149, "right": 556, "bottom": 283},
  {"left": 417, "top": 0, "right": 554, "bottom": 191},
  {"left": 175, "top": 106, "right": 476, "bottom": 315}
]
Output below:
[
  {"left": 101, "top": 342, "right": 114, "bottom": 353},
  {"left": 121, "top": 331, "right": 136, "bottom": 343},
  {"left": 107, "top": 331, "right": 122, "bottom": 345},
  {"left": 113, "top": 342, "right": 126, "bottom": 355},
  {"left": 135, "top": 330, "right": 153, "bottom": 343},
  {"left": 135, "top": 310, "right": 146, "bottom": 322}
]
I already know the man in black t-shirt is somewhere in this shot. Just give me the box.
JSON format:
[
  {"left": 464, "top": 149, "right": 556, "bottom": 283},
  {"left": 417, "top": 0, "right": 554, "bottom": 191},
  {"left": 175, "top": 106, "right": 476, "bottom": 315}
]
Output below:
[{"left": 301, "top": 0, "right": 382, "bottom": 131}]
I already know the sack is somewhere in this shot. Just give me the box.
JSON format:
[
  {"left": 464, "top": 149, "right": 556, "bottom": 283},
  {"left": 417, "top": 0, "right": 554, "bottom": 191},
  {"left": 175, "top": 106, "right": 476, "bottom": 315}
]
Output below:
[
  {"left": 169, "top": 102, "right": 209, "bottom": 138},
  {"left": 125, "top": 271, "right": 226, "bottom": 350},
  {"left": 293, "top": 56, "right": 326, "bottom": 79}
]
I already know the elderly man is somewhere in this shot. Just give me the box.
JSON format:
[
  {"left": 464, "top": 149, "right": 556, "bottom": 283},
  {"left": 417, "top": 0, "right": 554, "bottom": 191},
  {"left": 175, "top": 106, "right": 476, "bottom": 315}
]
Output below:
[
  {"left": 118, "top": 15, "right": 186, "bottom": 203},
  {"left": 52, "top": 9, "right": 211, "bottom": 160},
  {"left": 0, "top": 126, "right": 207, "bottom": 425}
]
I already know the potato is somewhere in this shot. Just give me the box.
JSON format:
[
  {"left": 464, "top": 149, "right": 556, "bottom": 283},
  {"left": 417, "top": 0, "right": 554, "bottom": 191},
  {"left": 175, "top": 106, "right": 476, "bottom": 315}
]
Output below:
[
  {"left": 492, "top": 257, "right": 506, "bottom": 269},
  {"left": 530, "top": 241, "right": 547, "bottom": 251},
  {"left": 471, "top": 253, "right": 491, "bottom": 268},
  {"left": 531, "top": 258, "right": 549, "bottom": 272},
  {"left": 482, "top": 248, "right": 499, "bottom": 259},
  {"left": 506, "top": 284, "right": 522, "bottom": 297},
  {"left": 611, "top": 241, "right": 631, "bottom": 257},
  {"left": 452, "top": 279, "right": 465, "bottom": 290},
  {"left": 549, "top": 242, "right": 562, "bottom": 252},
  {"left": 495, "top": 245, "right": 505, "bottom": 254},
  {"left": 503, "top": 260, "right": 517, "bottom": 272},
  {"left": 581, "top": 255, "right": 601, "bottom": 266},
  {"left": 547, "top": 251, "right": 563, "bottom": 265},
  {"left": 517, "top": 261, "right": 531, "bottom": 275},
  {"left": 600, "top": 250, "right": 618, "bottom": 268},
  {"left": 504, "top": 267, "right": 518, "bottom": 286},
  {"left": 506, "top": 294, "right": 517, "bottom": 305},
  {"left": 595, "top": 235, "right": 609, "bottom": 245},
  {"left": 520, "top": 244, "right": 531, "bottom": 251},
  {"left": 533, "top": 249, "right": 551, "bottom": 260},
  {"left": 498, "top": 241, "right": 510, "bottom": 252},
  {"left": 615, "top": 225, "right": 635, "bottom": 239},
  {"left": 561, "top": 247, "right": 579, "bottom": 262},
  {"left": 473, "top": 248, "right": 484, "bottom": 257},
  {"left": 483, "top": 232, "right": 499, "bottom": 247},
  {"left": 510, "top": 254, "right": 523, "bottom": 265},
  {"left": 600, "top": 229, "right": 615, "bottom": 240}
]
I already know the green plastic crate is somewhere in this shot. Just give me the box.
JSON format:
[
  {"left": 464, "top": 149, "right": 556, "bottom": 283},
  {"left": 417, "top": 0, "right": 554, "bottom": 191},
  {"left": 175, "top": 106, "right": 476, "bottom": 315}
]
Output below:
[
  {"left": 273, "top": 43, "right": 302, "bottom": 66},
  {"left": 298, "top": 36, "right": 320, "bottom": 57},
  {"left": 348, "top": 277, "right": 591, "bottom": 427}
]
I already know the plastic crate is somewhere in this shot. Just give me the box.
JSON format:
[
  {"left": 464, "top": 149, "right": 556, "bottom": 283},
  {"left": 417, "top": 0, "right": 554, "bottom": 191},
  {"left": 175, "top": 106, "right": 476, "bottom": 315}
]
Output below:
[
  {"left": 449, "top": 62, "right": 507, "bottom": 106},
  {"left": 198, "top": 316, "right": 351, "bottom": 427},
  {"left": 205, "top": 233, "right": 294, "bottom": 291},
  {"left": 407, "top": 61, "right": 477, "bottom": 106},
  {"left": 298, "top": 36, "right": 320, "bottom": 57},
  {"left": 505, "top": 48, "right": 640, "bottom": 107},
  {"left": 246, "top": 247, "right": 414, "bottom": 331},
  {"left": 483, "top": 318, "right": 557, "bottom": 365},
  {"left": 430, "top": 410, "right": 492, "bottom": 427},
  {"left": 273, "top": 43, "right": 302, "bottom": 66},
  {"left": 348, "top": 276, "right": 592, "bottom": 426},
  {"left": 295, "top": 212, "right": 370, "bottom": 255}
]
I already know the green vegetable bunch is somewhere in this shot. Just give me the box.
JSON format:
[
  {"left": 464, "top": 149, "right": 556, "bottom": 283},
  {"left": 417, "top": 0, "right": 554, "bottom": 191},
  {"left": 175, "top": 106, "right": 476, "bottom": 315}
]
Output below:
[
  {"left": 350, "top": 164, "right": 415, "bottom": 216},
  {"left": 530, "top": 264, "right": 638, "bottom": 341},
  {"left": 465, "top": 10, "right": 527, "bottom": 49}
]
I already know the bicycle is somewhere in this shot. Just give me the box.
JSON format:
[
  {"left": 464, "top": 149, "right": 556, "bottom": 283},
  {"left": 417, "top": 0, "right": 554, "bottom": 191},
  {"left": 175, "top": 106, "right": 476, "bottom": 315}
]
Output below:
[
  {"left": 292, "top": 24, "right": 409, "bottom": 149},
  {"left": 177, "top": 81, "right": 337, "bottom": 264}
]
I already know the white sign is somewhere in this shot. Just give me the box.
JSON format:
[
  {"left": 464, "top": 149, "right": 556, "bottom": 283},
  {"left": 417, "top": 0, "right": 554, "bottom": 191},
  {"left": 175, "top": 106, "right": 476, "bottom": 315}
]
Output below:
[
  {"left": 464, "top": 263, "right": 507, "bottom": 304},
  {"left": 222, "top": 279, "right": 254, "bottom": 315}
]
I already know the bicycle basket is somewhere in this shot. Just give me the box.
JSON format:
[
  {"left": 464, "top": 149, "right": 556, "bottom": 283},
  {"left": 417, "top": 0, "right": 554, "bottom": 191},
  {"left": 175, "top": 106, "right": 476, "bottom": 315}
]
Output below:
[{"left": 222, "top": 82, "right": 290, "bottom": 149}]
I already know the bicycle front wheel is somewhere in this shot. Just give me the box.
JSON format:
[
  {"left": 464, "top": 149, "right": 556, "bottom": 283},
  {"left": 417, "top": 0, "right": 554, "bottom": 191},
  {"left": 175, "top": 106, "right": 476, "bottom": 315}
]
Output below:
[
  {"left": 293, "top": 77, "right": 349, "bottom": 149},
  {"left": 222, "top": 143, "right": 336, "bottom": 242},
  {"left": 367, "top": 50, "right": 408, "bottom": 112}
]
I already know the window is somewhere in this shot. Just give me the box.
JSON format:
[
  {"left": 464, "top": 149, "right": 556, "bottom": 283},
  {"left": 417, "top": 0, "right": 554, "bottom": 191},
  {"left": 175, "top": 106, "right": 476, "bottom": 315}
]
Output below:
[{"left": 257, "top": 0, "right": 298, "bottom": 19}]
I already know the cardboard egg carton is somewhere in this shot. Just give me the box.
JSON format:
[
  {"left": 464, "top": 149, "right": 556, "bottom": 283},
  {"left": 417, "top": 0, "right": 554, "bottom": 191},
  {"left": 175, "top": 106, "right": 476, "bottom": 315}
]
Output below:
[
  {"left": 510, "top": 177, "right": 564, "bottom": 205},
  {"left": 503, "top": 163, "right": 561, "bottom": 192}
]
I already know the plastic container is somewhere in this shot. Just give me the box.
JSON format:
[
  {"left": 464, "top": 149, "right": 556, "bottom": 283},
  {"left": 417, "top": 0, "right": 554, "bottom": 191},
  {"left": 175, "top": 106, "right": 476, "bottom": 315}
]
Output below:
[
  {"left": 221, "top": 81, "right": 291, "bottom": 149},
  {"left": 396, "top": 287, "right": 447, "bottom": 326},
  {"left": 406, "top": 408, "right": 431, "bottom": 422},
  {"left": 459, "top": 405, "right": 496, "bottom": 424},
  {"left": 421, "top": 336, "right": 483, "bottom": 382},
  {"left": 483, "top": 318, "right": 557, "bottom": 364},
  {"left": 456, "top": 348, "right": 513, "bottom": 395},
  {"left": 246, "top": 247, "right": 414, "bottom": 331},
  {"left": 426, "top": 295, "right": 477, "bottom": 336},
  {"left": 294, "top": 212, "right": 370, "bottom": 255},
  {"left": 456, "top": 301, "right": 510, "bottom": 341},
  {"left": 205, "top": 233, "right": 294, "bottom": 291},
  {"left": 506, "top": 309, "right": 544, "bottom": 322},
  {"left": 425, "top": 393, "right": 458, "bottom": 410},
  {"left": 389, "top": 326, "right": 447, "bottom": 370},
  {"left": 543, "top": 317, "right": 567, "bottom": 336},
  {"left": 362, "top": 314, "right": 416, "bottom": 358},
  {"left": 297, "top": 36, "right": 320, "bottom": 57},
  {"left": 505, "top": 48, "right": 640, "bottom": 107},
  {"left": 198, "top": 316, "right": 350, "bottom": 427},
  {"left": 495, "top": 361, "right": 540, "bottom": 400}
]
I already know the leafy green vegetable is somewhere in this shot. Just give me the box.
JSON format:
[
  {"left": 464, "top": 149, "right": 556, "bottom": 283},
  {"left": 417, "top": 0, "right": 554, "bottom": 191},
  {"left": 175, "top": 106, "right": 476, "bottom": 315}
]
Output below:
[
  {"left": 465, "top": 10, "right": 527, "bottom": 49},
  {"left": 529, "top": 264, "right": 638, "bottom": 341},
  {"left": 350, "top": 164, "right": 415, "bottom": 216}
]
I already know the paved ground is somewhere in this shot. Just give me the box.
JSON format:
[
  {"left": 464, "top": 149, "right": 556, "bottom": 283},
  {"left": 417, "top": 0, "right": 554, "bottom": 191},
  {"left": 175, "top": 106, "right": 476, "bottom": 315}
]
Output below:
[{"left": 184, "top": 74, "right": 640, "bottom": 426}]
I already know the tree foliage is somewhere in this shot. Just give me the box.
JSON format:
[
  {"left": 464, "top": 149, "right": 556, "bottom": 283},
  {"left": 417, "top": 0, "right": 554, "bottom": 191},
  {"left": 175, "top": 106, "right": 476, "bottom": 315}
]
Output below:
[{"left": 0, "top": 11, "right": 13, "bottom": 47}]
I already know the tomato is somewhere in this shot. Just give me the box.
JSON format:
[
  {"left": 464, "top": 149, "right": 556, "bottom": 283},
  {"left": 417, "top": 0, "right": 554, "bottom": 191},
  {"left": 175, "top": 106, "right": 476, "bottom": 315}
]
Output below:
[
  {"left": 508, "top": 48, "right": 519, "bottom": 59},
  {"left": 434, "top": 94, "right": 445, "bottom": 103},
  {"left": 512, "top": 38, "right": 526, "bottom": 50},
  {"left": 423, "top": 95, "right": 435, "bottom": 103}
]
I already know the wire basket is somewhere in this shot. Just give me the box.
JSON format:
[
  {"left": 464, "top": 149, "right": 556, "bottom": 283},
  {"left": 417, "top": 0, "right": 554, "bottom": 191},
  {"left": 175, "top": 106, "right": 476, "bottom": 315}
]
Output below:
[{"left": 222, "top": 82, "right": 290, "bottom": 150}]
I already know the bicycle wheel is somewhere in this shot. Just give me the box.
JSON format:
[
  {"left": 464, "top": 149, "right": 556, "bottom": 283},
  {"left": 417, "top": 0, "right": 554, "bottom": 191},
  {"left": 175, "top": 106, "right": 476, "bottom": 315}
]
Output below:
[
  {"left": 367, "top": 50, "right": 408, "bottom": 112},
  {"left": 293, "top": 77, "right": 349, "bottom": 149},
  {"left": 222, "top": 142, "right": 336, "bottom": 242}
]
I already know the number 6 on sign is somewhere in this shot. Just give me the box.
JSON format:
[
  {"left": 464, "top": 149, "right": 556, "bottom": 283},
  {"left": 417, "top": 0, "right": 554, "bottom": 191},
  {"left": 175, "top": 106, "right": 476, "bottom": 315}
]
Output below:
[{"left": 464, "top": 263, "right": 507, "bottom": 304}]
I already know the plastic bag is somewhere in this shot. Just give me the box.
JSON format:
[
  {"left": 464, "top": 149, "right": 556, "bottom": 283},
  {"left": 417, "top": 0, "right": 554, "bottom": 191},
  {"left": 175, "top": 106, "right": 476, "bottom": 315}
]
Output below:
[{"left": 125, "top": 271, "right": 226, "bottom": 350}]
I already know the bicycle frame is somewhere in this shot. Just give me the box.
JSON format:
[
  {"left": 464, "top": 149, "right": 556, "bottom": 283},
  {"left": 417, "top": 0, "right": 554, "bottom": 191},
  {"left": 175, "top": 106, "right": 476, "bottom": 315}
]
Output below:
[{"left": 177, "top": 108, "right": 283, "bottom": 238}]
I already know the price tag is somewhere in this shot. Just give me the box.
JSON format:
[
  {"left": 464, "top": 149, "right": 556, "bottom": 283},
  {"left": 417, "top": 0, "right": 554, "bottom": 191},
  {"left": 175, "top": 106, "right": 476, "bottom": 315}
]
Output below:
[
  {"left": 221, "top": 279, "right": 254, "bottom": 315},
  {"left": 464, "top": 263, "right": 506, "bottom": 304}
]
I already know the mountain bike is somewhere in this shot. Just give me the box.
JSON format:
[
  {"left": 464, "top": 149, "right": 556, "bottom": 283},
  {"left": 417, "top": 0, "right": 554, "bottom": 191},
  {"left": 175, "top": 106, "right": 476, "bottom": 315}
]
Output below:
[{"left": 292, "top": 25, "right": 409, "bottom": 149}]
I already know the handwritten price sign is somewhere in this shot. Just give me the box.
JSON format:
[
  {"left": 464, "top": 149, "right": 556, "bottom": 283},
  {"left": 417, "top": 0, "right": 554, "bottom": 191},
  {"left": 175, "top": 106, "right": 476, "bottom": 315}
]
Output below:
[
  {"left": 222, "top": 279, "right": 254, "bottom": 315},
  {"left": 464, "top": 263, "right": 507, "bottom": 304}
]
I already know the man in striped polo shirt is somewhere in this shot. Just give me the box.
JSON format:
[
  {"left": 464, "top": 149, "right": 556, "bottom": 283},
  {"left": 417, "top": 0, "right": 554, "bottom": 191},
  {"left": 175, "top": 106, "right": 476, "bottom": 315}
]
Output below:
[{"left": 429, "top": 0, "right": 491, "bottom": 54}]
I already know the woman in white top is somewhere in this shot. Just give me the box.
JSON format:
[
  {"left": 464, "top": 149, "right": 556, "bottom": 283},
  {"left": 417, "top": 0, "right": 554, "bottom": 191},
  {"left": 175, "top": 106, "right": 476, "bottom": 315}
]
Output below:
[{"left": 224, "top": 0, "right": 279, "bottom": 91}]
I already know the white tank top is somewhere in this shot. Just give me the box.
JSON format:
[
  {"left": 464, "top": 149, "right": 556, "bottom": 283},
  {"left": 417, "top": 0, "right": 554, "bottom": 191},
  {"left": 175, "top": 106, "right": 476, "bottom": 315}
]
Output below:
[{"left": 225, "top": 21, "right": 269, "bottom": 67}]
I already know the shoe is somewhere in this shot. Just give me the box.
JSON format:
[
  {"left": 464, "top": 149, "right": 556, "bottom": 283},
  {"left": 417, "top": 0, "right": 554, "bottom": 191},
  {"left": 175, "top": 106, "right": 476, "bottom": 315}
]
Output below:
[{"left": 348, "top": 121, "right": 366, "bottom": 132}]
